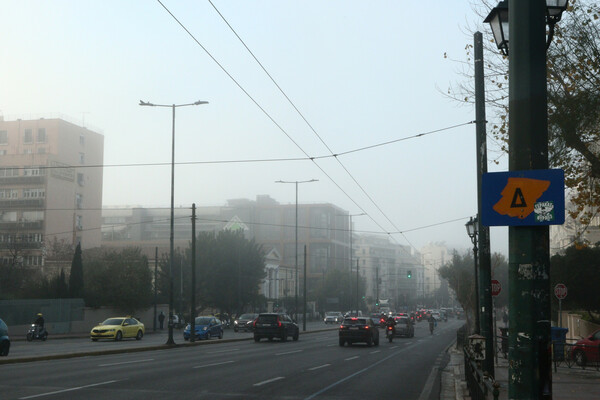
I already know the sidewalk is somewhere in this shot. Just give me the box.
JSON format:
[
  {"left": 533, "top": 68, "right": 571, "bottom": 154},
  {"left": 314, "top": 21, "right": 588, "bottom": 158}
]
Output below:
[{"left": 441, "top": 344, "right": 600, "bottom": 399}]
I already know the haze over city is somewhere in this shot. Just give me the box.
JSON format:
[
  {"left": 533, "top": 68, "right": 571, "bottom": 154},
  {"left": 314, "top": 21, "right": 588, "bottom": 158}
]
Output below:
[{"left": 0, "top": 1, "right": 509, "bottom": 255}]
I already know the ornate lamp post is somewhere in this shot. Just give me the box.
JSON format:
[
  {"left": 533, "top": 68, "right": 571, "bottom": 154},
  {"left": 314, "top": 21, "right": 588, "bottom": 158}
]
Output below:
[{"left": 465, "top": 216, "right": 480, "bottom": 334}]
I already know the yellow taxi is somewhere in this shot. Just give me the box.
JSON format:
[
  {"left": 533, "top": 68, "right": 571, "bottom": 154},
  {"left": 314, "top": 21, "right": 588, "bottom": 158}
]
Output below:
[{"left": 90, "top": 316, "right": 145, "bottom": 341}]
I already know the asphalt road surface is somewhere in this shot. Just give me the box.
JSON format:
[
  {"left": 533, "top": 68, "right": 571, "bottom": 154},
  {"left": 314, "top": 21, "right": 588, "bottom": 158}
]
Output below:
[{"left": 1, "top": 319, "right": 462, "bottom": 400}]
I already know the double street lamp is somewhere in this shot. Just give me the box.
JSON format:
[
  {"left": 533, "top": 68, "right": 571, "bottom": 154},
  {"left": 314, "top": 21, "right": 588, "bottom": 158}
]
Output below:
[
  {"left": 275, "top": 179, "right": 318, "bottom": 327},
  {"left": 140, "top": 99, "right": 208, "bottom": 345}
]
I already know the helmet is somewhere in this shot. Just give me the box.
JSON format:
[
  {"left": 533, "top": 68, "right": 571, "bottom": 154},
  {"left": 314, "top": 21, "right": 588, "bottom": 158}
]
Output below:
[{"left": 37, "top": 313, "right": 43, "bottom": 317}]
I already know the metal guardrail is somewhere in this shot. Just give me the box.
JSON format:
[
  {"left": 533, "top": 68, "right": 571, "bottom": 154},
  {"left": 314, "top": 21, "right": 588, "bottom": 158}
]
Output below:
[{"left": 464, "top": 346, "right": 500, "bottom": 400}]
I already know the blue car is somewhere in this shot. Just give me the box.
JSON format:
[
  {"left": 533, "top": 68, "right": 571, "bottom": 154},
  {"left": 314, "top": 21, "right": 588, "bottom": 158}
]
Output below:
[
  {"left": 0, "top": 318, "right": 10, "bottom": 356},
  {"left": 183, "top": 316, "right": 223, "bottom": 341}
]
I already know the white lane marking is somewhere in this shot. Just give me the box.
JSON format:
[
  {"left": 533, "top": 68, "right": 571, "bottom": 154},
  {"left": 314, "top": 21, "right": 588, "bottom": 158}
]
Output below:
[
  {"left": 253, "top": 377, "right": 285, "bottom": 386},
  {"left": 194, "top": 360, "right": 234, "bottom": 369},
  {"left": 208, "top": 348, "right": 239, "bottom": 354},
  {"left": 308, "top": 364, "right": 331, "bottom": 371},
  {"left": 370, "top": 350, "right": 381, "bottom": 354},
  {"left": 390, "top": 346, "right": 398, "bottom": 349},
  {"left": 99, "top": 358, "right": 154, "bottom": 367},
  {"left": 326, "top": 344, "right": 336, "bottom": 347},
  {"left": 344, "top": 356, "right": 360, "bottom": 361},
  {"left": 275, "top": 350, "right": 303, "bottom": 356},
  {"left": 19, "top": 380, "right": 119, "bottom": 399}
]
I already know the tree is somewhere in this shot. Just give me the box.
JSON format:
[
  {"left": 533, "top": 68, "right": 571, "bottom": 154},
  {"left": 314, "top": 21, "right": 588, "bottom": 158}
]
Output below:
[
  {"left": 312, "top": 267, "right": 364, "bottom": 315},
  {"left": 83, "top": 247, "right": 153, "bottom": 313},
  {"left": 69, "top": 243, "right": 83, "bottom": 298},
  {"left": 438, "top": 251, "right": 476, "bottom": 332},
  {"left": 447, "top": 1, "right": 600, "bottom": 227},
  {"left": 550, "top": 244, "right": 600, "bottom": 323}
]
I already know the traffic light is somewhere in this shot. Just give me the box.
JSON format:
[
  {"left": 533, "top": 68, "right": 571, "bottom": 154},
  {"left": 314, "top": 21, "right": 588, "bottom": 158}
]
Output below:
[{"left": 407, "top": 270, "right": 412, "bottom": 278}]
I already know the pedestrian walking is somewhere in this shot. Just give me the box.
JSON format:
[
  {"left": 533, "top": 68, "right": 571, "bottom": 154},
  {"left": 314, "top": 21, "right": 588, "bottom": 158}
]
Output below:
[{"left": 158, "top": 311, "right": 165, "bottom": 330}]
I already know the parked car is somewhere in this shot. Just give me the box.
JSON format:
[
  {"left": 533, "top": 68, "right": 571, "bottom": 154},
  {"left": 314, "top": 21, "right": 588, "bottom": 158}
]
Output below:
[
  {"left": 339, "top": 316, "right": 379, "bottom": 347},
  {"left": 393, "top": 316, "right": 414, "bottom": 338},
  {"left": 253, "top": 313, "right": 299, "bottom": 342},
  {"left": 0, "top": 318, "right": 9, "bottom": 356},
  {"left": 90, "top": 316, "right": 145, "bottom": 341},
  {"left": 233, "top": 313, "right": 258, "bottom": 332},
  {"left": 324, "top": 311, "right": 344, "bottom": 324},
  {"left": 183, "top": 316, "right": 223, "bottom": 340},
  {"left": 570, "top": 329, "right": 600, "bottom": 366}
]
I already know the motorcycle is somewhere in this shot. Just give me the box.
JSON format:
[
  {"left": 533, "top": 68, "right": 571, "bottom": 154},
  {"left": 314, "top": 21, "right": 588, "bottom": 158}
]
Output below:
[
  {"left": 26, "top": 324, "right": 48, "bottom": 341},
  {"left": 386, "top": 325, "right": 394, "bottom": 343}
]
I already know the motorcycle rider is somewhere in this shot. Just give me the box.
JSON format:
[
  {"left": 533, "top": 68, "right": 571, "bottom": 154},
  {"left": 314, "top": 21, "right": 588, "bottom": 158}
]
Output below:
[
  {"left": 33, "top": 313, "right": 45, "bottom": 336},
  {"left": 386, "top": 315, "right": 396, "bottom": 337},
  {"left": 428, "top": 314, "right": 436, "bottom": 335}
]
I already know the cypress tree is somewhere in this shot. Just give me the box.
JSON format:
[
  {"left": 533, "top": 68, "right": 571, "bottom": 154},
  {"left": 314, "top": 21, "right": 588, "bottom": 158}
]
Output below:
[{"left": 69, "top": 242, "right": 84, "bottom": 298}]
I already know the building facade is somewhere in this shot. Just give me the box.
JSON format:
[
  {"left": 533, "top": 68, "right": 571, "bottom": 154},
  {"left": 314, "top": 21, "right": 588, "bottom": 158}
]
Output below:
[{"left": 0, "top": 117, "right": 104, "bottom": 268}]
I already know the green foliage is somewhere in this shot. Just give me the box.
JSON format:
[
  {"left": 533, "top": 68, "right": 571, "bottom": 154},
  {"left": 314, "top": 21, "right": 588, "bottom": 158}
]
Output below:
[
  {"left": 83, "top": 247, "right": 152, "bottom": 313},
  {"left": 69, "top": 243, "right": 84, "bottom": 298},
  {"left": 438, "top": 251, "right": 476, "bottom": 330},
  {"left": 550, "top": 244, "right": 600, "bottom": 323},
  {"left": 312, "top": 267, "right": 366, "bottom": 313}
]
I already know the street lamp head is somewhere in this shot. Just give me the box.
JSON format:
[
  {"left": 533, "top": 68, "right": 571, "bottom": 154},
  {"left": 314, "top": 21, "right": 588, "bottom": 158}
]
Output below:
[
  {"left": 484, "top": 0, "right": 569, "bottom": 55},
  {"left": 194, "top": 100, "right": 209, "bottom": 105},
  {"left": 465, "top": 216, "right": 479, "bottom": 239},
  {"left": 139, "top": 100, "right": 155, "bottom": 106}
]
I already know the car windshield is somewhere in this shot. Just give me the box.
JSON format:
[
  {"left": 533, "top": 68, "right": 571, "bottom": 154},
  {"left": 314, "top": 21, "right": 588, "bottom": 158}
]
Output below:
[
  {"left": 239, "top": 314, "right": 256, "bottom": 320},
  {"left": 102, "top": 318, "right": 124, "bottom": 326},
  {"left": 194, "top": 317, "right": 212, "bottom": 325},
  {"left": 257, "top": 315, "right": 278, "bottom": 323},
  {"left": 326, "top": 312, "right": 340, "bottom": 316}
]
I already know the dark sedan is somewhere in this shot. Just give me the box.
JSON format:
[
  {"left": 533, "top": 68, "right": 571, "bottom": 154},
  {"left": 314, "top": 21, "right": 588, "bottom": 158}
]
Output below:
[
  {"left": 339, "top": 317, "right": 379, "bottom": 347},
  {"left": 393, "top": 316, "right": 415, "bottom": 338},
  {"left": 233, "top": 313, "right": 258, "bottom": 332},
  {"left": 253, "top": 313, "right": 299, "bottom": 342}
]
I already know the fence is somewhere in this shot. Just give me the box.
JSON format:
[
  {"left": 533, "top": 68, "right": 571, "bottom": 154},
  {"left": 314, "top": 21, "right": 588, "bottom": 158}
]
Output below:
[{"left": 464, "top": 346, "right": 500, "bottom": 400}]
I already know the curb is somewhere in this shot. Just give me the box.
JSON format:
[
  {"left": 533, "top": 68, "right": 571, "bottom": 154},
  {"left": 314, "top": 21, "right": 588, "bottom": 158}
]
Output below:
[{"left": 0, "top": 327, "right": 336, "bottom": 365}]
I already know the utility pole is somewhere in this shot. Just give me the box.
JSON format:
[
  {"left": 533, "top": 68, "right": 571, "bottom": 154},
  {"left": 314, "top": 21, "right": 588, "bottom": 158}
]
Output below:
[
  {"left": 356, "top": 258, "right": 359, "bottom": 314},
  {"left": 303, "top": 245, "right": 307, "bottom": 332},
  {"left": 508, "top": 1, "right": 551, "bottom": 398},
  {"left": 475, "top": 31, "right": 494, "bottom": 377},
  {"left": 190, "top": 204, "right": 196, "bottom": 342},
  {"left": 154, "top": 247, "right": 158, "bottom": 332}
]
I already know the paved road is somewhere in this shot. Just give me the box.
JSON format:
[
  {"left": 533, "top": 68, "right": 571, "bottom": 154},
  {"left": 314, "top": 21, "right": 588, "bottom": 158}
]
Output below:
[{"left": 1, "top": 319, "right": 462, "bottom": 399}]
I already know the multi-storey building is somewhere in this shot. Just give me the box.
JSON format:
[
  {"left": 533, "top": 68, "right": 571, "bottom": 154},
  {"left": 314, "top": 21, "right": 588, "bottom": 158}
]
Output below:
[
  {"left": 101, "top": 195, "right": 351, "bottom": 301},
  {"left": 354, "top": 234, "right": 420, "bottom": 308},
  {"left": 0, "top": 117, "right": 104, "bottom": 268}
]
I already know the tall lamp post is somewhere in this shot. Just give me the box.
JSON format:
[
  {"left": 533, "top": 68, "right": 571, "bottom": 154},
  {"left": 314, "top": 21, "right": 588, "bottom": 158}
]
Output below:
[
  {"left": 275, "top": 179, "right": 318, "bottom": 323},
  {"left": 337, "top": 212, "right": 365, "bottom": 313},
  {"left": 140, "top": 99, "right": 208, "bottom": 345},
  {"left": 465, "top": 216, "right": 480, "bottom": 334},
  {"left": 485, "top": 1, "right": 568, "bottom": 398}
]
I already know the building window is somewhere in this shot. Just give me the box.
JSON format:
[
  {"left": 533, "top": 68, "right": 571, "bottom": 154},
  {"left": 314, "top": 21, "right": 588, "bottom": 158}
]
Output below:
[
  {"left": 79, "top": 152, "right": 85, "bottom": 164},
  {"left": 24, "top": 129, "right": 33, "bottom": 143},
  {"left": 38, "top": 148, "right": 46, "bottom": 154},
  {"left": 37, "top": 128, "right": 47, "bottom": 143},
  {"left": 23, "top": 211, "right": 44, "bottom": 221},
  {"left": 76, "top": 215, "right": 83, "bottom": 230},
  {"left": 0, "top": 130, "right": 7, "bottom": 144},
  {"left": 24, "top": 167, "right": 44, "bottom": 176},
  {"left": 79, "top": 134, "right": 85, "bottom": 145},
  {"left": 0, "top": 189, "right": 18, "bottom": 199},
  {"left": 0, "top": 167, "right": 18, "bottom": 177},
  {"left": 24, "top": 149, "right": 33, "bottom": 154},
  {"left": 0, "top": 211, "right": 17, "bottom": 222},
  {"left": 23, "top": 188, "right": 45, "bottom": 198},
  {"left": 0, "top": 150, "right": 6, "bottom": 155},
  {"left": 77, "top": 173, "right": 85, "bottom": 186},
  {"left": 76, "top": 193, "right": 83, "bottom": 209}
]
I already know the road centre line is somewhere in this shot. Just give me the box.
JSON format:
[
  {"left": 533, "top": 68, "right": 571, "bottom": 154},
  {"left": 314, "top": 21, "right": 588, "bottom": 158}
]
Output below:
[
  {"left": 253, "top": 377, "right": 285, "bottom": 386},
  {"left": 308, "top": 364, "right": 331, "bottom": 371},
  {"left": 390, "top": 346, "right": 398, "bottom": 349},
  {"left": 19, "top": 380, "right": 119, "bottom": 399},
  {"left": 194, "top": 360, "right": 234, "bottom": 369},
  {"left": 207, "top": 348, "right": 239, "bottom": 354},
  {"left": 369, "top": 350, "right": 381, "bottom": 354},
  {"left": 275, "top": 349, "right": 303, "bottom": 356},
  {"left": 99, "top": 358, "right": 154, "bottom": 367},
  {"left": 344, "top": 356, "right": 360, "bottom": 361}
]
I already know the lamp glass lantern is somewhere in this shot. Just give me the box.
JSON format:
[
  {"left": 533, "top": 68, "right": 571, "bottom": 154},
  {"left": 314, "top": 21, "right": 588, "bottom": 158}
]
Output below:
[
  {"left": 465, "top": 216, "right": 479, "bottom": 240},
  {"left": 484, "top": 0, "right": 569, "bottom": 55}
]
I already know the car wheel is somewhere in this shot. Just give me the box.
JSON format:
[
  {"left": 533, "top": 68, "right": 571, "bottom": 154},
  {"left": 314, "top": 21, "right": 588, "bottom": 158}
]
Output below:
[
  {"left": 339, "top": 338, "right": 345, "bottom": 347},
  {"left": 254, "top": 336, "right": 260, "bottom": 342},
  {"left": 268, "top": 336, "right": 274, "bottom": 342},
  {"left": 26, "top": 333, "right": 33, "bottom": 342},
  {"left": 0, "top": 340, "right": 9, "bottom": 356},
  {"left": 41, "top": 332, "right": 48, "bottom": 341},
  {"left": 219, "top": 330, "right": 223, "bottom": 339},
  {"left": 366, "top": 335, "right": 373, "bottom": 347},
  {"left": 115, "top": 331, "right": 122, "bottom": 341},
  {"left": 293, "top": 330, "right": 299, "bottom": 341},
  {"left": 374, "top": 336, "right": 379, "bottom": 346},
  {"left": 136, "top": 330, "right": 143, "bottom": 340},
  {"left": 234, "top": 327, "right": 238, "bottom": 332},
  {"left": 91, "top": 338, "right": 98, "bottom": 342},
  {"left": 574, "top": 350, "right": 587, "bottom": 366},
  {"left": 281, "top": 329, "right": 287, "bottom": 342}
]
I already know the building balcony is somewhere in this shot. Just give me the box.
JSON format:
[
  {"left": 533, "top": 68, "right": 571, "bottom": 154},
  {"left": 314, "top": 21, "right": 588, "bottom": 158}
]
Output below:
[
  {"left": 0, "top": 221, "right": 44, "bottom": 230},
  {"left": 0, "top": 199, "right": 45, "bottom": 208},
  {"left": 0, "top": 242, "right": 43, "bottom": 250},
  {"left": 0, "top": 176, "right": 46, "bottom": 185}
]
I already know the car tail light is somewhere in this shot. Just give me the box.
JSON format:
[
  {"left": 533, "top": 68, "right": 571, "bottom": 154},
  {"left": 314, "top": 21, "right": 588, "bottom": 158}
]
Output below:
[
  {"left": 253, "top": 319, "right": 257, "bottom": 327},
  {"left": 277, "top": 317, "right": 282, "bottom": 327}
]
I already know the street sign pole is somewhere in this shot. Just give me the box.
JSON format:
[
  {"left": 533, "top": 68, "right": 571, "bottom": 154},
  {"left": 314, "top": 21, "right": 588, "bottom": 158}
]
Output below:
[{"left": 554, "top": 284, "right": 567, "bottom": 327}]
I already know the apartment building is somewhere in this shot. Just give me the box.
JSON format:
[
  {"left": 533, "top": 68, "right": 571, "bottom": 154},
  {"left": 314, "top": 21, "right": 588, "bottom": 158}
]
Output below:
[{"left": 0, "top": 117, "right": 104, "bottom": 267}]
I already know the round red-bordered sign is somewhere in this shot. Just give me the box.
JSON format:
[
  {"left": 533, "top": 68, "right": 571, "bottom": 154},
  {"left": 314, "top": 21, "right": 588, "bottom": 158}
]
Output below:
[
  {"left": 491, "top": 279, "right": 501, "bottom": 297},
  {"left": 554, "top": 283, "right": 567, "bottom": 300}
]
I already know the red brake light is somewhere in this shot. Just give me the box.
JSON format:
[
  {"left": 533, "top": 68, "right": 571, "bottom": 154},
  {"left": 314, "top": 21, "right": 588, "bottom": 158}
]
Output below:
[
  {"left": 277, "top": 317, "right": 282, "bottom": 327},
  {"left": 253, "top": 319, "right": 257, "bottom": 327},
  {"left": 351, "top": 317, "right": 358, "bottom": 321}
]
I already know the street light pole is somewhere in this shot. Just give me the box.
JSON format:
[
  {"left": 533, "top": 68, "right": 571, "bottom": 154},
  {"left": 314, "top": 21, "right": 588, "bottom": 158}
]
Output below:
[
  {"left": 466, "top": 216, "right": 480, "bottom": 334},
  {"left": 140, "top": 99, "right": 208, "bottom": 345},
  {"left": 275, "top": 179, "right": 318, "bottom": 323}
]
